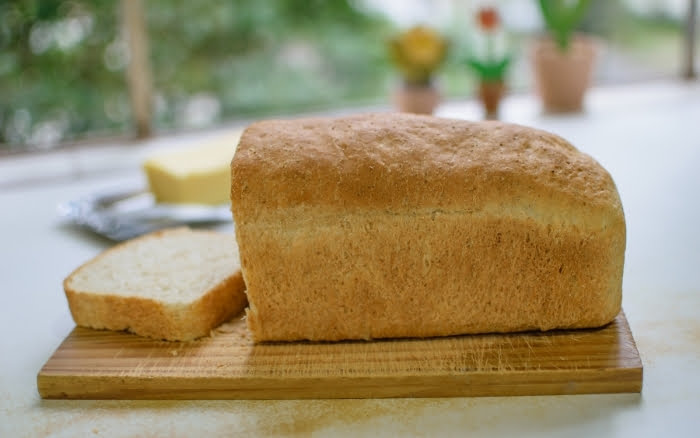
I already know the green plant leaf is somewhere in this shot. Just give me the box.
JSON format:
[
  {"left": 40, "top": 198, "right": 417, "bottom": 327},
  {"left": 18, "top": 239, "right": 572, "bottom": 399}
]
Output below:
[
  {"left": 537, "top": 0, "right": 591, "bottom": 51},
  {"left": 466, "top": 56, "right": 511, "bottom": 81}
]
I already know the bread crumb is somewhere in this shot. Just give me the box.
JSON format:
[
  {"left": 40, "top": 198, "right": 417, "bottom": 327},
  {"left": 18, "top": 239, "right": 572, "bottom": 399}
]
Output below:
[{"left": 215, "top": 322, "right": 237, "bottom": 334}]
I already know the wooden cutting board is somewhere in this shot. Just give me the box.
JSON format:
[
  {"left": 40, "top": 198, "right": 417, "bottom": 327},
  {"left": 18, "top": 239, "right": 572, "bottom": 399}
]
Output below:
[{"left": 38, "top": 311, "right": 642, "bottom": 399}]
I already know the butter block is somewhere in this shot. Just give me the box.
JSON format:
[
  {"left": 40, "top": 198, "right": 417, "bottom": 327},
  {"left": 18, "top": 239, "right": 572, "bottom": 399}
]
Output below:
[{"left": 143, "top": 131, "right": 242, "bottom": 205}]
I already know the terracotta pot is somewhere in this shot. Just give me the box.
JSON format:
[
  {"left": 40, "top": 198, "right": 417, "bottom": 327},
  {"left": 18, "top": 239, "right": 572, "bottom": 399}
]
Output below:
[
  {"left": 478, "top": 80, "right": 505, "bottom": 120},
  {"left": 531, "top": 35, "right": 597, "bottom": 113},
  {"left": 394, "top": 84, "right": 440, "bottom": 115}
]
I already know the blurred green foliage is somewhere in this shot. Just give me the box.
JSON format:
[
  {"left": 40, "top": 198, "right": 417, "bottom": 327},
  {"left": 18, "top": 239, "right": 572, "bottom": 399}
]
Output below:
[
  {"left": 1, "top": 0, "right": 394, "bottom": 151},
  {"left": 0, "top": 0, "right": 123, "bottom": 149},
  {"left": 145, "top": 0, "right": 393, "bottom": 125},
  {"left": 0, "top": 0, "right": 686, "bottom": 152}
]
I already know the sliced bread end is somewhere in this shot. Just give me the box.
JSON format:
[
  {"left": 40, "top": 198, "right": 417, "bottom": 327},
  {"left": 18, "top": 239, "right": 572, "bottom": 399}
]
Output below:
[{"left": 64, "top": 227, "right": 247, "bottom": 341}]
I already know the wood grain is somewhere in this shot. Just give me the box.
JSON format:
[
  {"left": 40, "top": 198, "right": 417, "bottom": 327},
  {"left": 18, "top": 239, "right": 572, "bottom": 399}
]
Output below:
[{"left": 37, "top": 311, "right": 642, "bottom": 399}]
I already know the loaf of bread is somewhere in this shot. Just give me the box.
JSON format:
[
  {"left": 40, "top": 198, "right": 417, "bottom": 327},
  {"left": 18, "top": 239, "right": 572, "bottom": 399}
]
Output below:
[
  {"left": 230, "top": 113, "right": 625, "bottom": 342},
  {"left": 64, "top": 228, "right": 247, "bottom": 341}
]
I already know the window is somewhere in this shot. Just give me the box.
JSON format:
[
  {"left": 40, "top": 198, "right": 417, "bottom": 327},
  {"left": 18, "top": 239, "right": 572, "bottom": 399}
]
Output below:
[{"left": 1, "top": 0, "right": 696, "bottom": 153}]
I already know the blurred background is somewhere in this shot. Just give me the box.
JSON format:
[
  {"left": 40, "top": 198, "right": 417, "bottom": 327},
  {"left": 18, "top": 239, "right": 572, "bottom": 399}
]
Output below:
[
  {"left": 3, "top": 5, "right": 699, "bottom": 430},
  {"left": 1, "top": 0, "right": 697, "bottom": 153}
]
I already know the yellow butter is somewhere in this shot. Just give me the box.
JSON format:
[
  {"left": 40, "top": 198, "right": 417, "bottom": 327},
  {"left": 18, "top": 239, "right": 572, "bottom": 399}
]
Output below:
[{"left": 143, "top": 131, "right": 242, "bottom": 205}]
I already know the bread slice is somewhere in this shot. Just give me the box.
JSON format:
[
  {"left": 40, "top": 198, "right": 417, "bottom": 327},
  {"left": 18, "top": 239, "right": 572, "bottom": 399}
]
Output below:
[{"left": 64, "top": 227, "right": 247, "bottom": 341}]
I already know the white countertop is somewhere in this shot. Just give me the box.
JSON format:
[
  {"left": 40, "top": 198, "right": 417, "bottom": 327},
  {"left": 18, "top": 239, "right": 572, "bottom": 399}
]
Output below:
[{"left": 1, "top": 81, "right": 699, "bottom": 437}]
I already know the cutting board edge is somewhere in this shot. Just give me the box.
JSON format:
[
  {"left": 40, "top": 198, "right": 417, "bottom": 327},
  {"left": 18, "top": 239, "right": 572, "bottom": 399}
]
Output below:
[
  {"left": 38, "top": 365, "right": 643, "bottom": 400},
  {"left": 37, "top": 309, "right": 644, "bottom": 400}
]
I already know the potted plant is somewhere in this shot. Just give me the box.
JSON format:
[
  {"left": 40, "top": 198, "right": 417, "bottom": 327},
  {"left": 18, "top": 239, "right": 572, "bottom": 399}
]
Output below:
[
  {"left": 466, "top": 7, "right": 512, "bottom": 120},
  {"left": 532, "top": 0, "right": 594, "bottom": 112},
  {"left": 389, "top": 26, "right": 448, "bottom": 114}
]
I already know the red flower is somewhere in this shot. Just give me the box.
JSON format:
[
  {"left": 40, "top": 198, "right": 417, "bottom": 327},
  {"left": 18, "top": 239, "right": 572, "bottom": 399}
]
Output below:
[{"left": 477, "top": 7, "right": 500, "bottom": 31}]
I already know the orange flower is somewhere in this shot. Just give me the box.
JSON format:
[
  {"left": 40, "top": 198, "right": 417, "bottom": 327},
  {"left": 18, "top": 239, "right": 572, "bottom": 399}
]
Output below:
[{"left": 477, "top": 7, "right": 500, "bottom": 31}]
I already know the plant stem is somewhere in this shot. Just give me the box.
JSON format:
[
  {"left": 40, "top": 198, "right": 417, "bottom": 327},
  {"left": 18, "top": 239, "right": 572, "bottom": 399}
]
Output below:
[{"left": 538, "top": 0, "right": 591, "bottom": 52}]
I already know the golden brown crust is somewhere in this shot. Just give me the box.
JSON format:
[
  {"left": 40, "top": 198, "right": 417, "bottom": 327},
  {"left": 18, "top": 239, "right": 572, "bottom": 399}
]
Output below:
[
  {"left": 63, "top": 229, "right": 247, "bottom": 341},
  {"left": 231, "top": 113, "right": 623, "bottom": 224},
  {"left": 231, "top": 113, "right": 626, "bottom": 342},
  {"left": 64, "top": 272, "right": 246, "bottom": 341}
]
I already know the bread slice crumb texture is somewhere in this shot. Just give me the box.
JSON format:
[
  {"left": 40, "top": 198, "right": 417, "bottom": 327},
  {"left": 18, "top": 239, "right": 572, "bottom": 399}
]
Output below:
[{"left": 67, "top": 228, "right": 238, "bottom": 305}]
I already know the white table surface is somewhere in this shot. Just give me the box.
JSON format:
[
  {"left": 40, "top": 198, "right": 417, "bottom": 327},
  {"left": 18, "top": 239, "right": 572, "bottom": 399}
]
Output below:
[{"left": 1, "top": 81, "right": 699, "bottom": 437}]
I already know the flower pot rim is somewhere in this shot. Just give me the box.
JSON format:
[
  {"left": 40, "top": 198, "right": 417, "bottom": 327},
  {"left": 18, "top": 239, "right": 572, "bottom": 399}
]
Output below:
[
  {"left": 479, "top": 79, "right": 506, "bottom": 86},
  {"left": 399, "top": 79, "right": 438, "bottom": 89},
  {"left": 531, "top": 33, "right": 602, "bottom": 57}
]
